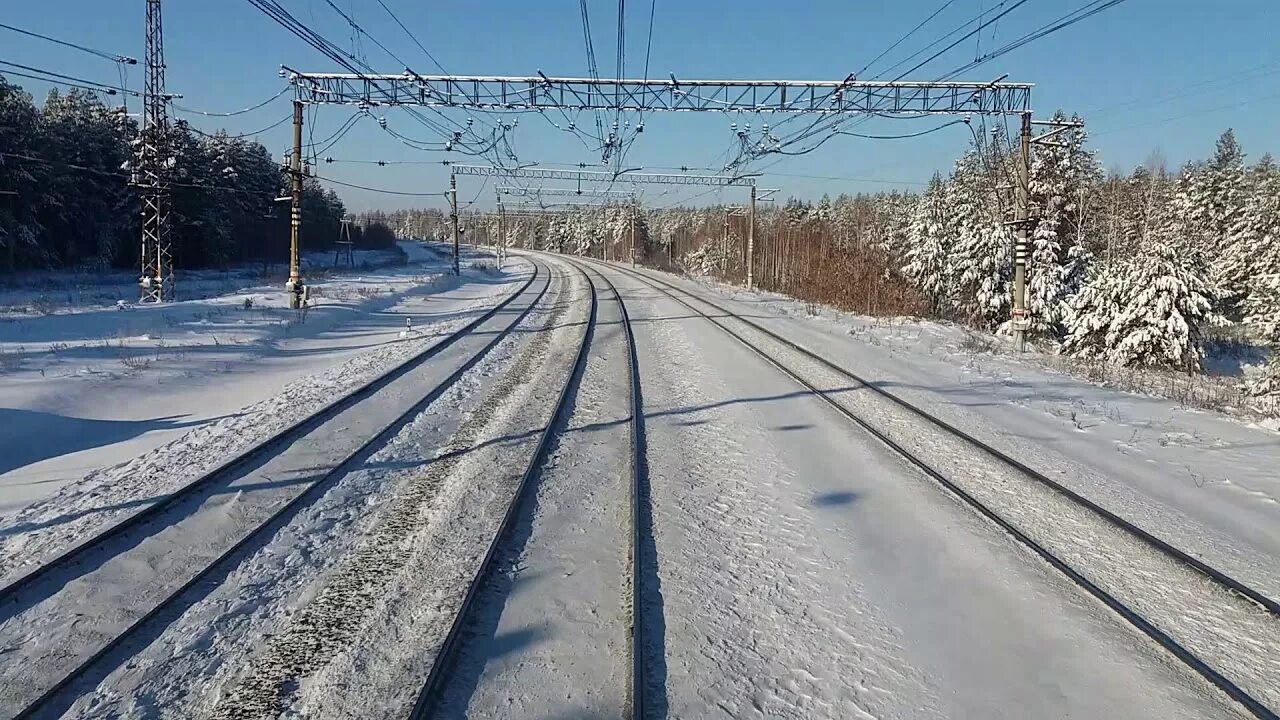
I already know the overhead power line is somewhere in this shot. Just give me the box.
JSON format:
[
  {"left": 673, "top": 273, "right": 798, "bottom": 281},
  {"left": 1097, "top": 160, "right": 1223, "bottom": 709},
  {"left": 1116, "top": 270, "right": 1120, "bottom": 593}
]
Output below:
[
  {"left": 314, "top": 175, "right": 450, "bottom": 196},
  {"left": 0, "top": 60, "right": 142, "bottom": 97},
  {"left": 855, "top": 0, "right": 958, "bottom": 79},
  {"left": 0, "top": 22, "right": 136, "bottom": 64},
  {"left": 938, "top": 0, "right": 1136, "bottom": 80},
  {"left": 889, "top": 0, "right": 1033, "bottom": 81},
  {"left": 185, "top": 112, "right": 295, "bottom": 139},
  {"left": 174, "top": 85, "right": 291, "bottom": 116},
  {"left": 373, "top": 0, "right": 449, "bottom": 73}
]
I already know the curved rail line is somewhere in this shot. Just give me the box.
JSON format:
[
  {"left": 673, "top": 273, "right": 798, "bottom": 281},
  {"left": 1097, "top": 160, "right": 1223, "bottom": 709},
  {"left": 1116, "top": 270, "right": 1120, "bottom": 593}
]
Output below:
[
  {"left": 599, "top": 258, "right": 1279, "bottom": 720},
  {"left": 567, "top": 257, "right": 651, "bottom": 720},
  {"left": 410, "top": 256, "right": 651, "bottom": 719},
  {"left": 5, "top": 259, "right": 553, "bottom": 720},
  {"left": 409, "top": 259, "right": 599, "bottom": 717}
]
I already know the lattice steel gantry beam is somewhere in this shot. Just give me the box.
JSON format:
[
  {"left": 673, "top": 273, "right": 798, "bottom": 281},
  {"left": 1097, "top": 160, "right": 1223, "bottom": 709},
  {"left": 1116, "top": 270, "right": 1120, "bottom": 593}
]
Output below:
[
  {"left": 285, "top": 69, "right": 1032, "bottom": 116},
  {"left": 496, "top": 186, "right": 637, "bottom": 199},
  {"left": 453, "top": 165, "right": 757, "bottom": 187}
]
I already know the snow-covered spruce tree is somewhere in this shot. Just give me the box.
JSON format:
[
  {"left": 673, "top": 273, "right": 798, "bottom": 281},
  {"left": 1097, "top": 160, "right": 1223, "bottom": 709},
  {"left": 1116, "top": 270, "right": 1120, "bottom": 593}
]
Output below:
[
  {"left": 1240, "top": 155, "right": 1280, "bottom": 332},
  {"left": 948, "top": 148, "right": 1010, "bottom": 329},
  {"left": 1026, "top": 112, "right": 1100, "bottom": 338},
  {"left": 1064, "top": 232, "right": 1218, "bottom": 372},
  {"left": 1171, "top": 130, "right": 1250, "bottom": 313},
  {"left": 904, "top": 173, "right": 951, "bottom": 315}
]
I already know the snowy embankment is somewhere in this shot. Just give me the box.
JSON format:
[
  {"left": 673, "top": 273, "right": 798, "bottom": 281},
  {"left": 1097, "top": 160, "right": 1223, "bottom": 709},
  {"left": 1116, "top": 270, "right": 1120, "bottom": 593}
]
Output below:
[
  {"left": 0, "top": 243, "right": 523, "bottom": 574},
  {"left": 653, "top": 269, "right": 1280, "bottom": 597}
]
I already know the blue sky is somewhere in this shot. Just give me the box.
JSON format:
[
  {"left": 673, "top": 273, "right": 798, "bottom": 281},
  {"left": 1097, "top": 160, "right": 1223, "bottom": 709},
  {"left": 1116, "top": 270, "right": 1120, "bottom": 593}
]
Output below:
[{"left": 3, "top": 0, "right": 1278, "bottom": 211}]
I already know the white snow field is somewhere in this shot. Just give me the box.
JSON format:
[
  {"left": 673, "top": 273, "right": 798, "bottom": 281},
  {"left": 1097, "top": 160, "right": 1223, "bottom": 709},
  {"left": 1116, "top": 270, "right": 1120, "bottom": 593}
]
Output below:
[
  {"left": 0, "top": 242, "right": 514, "bottom": 527},
  {"left": 0, "top": 249, "right": 1274, "bottom": 720},
  {"left": 643, "top": 268, "right": 1280, "bottom": 600}
]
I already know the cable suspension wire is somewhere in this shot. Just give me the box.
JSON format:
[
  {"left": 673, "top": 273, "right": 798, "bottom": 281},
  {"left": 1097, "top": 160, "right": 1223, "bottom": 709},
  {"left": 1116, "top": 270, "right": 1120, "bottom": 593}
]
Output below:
[
  {"left": 315, "top": 0, "right": 495, "bottom": 140},
  {"left": 0, "top": 69, "right": 132, "bottom": 97},
  {"left": 854, "top": 0, "right": 957, "bottom": 78},
  {"left": 0, "top": 22, "right": 136, "bottom": 64},
  {"left": 174, "top": 85, "right": 291, "bottom": 116},
  {"left": 0, "top": 151, "right": 272, "bottom": 196},
  {"left": 185, "top": 112, "right": 295, "bottom": 139},
  {"left": 247, "top": 0, "right": 499, "bottom": 159},
  {"left": 0, "top": 60, "right": 141, "bottom": 97},
  {"left": 870, "top": 0, "right": 1012, "bottom": 80},
  {"left": 889, "top": 0, "right": 1033, "bottom": 81},
  {"left": 313, "top": 175, "right": 449, "bottom": 196},
  {"left": 374, "top": 0, "right": 449, "bottom": 73},
  {"left": 938, "top": 0, "right": 1135, "bottom": 80},
  {"left": 311, "top": 113, "right": 365, "bottom": 155}
]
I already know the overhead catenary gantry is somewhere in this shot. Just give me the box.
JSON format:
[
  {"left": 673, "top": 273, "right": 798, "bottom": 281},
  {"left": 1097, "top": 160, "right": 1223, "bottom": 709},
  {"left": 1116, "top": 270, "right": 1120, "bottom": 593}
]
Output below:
[
  {"left": 284, "top": 67, "right": 1043, "bottom": 336},
  {"left": 495, "top": 186, "right": 636, "bottom": 199},
  {"left": 285, "top": 70, "right": 1032, "bottom": 116}
]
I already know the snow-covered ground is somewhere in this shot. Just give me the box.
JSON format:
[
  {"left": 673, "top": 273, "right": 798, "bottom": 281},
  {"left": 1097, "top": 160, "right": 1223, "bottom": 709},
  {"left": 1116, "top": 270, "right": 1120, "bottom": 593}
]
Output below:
[
  {"left": 50, "top": 257, "right": 559, "bottom": 720},
  {"left": 600, "top": 261, "right": 1242, "bottom": 719},
  {"left": 1, "top": 247, "right": 1274, "bottom": 719},
  {"left": 624, "top": 263, "right": 1280, "bottom": 713},
  {"left": 442, "top": 261, "right": 634, "bottom": 718},
  {"left": 643, "top": 268, "right": 1280, "bottom": 598},
  {"left": 0, "top": 242, "right": 509, "bottom": 517}
]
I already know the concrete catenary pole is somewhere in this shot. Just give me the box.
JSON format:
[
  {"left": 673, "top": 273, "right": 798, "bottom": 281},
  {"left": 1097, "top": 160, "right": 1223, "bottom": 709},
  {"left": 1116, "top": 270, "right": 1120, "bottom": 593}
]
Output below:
[
  {"left": 747, "top": 185, "right": 756, "bottom": 290},
  {"left": 1012, "top": 111, "right": 1032, "bottom": 350},
  {"left": 449, "top": 174, "right": 460, "bottom": 275},
  {"left": 287, "top": 99, "right": 304, "bottom": 309}
]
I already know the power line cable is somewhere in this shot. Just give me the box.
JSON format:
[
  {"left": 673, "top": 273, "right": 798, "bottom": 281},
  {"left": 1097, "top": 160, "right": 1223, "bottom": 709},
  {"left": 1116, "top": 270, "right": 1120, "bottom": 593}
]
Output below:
[
  {"left": 314, "top": 175, "right": 449, "bottom": 196},
  {"left": 373, "top": 0, "right": 449, "bottom": 73},
  {"left": 855, "top": 0, "right": 957, "bottom": 78},
  {"left": 185, "top": 112, "right": 295, "bottom": 139},
  {"left": 0, "top": 61, "right": 141, "bottom": 97},
  {"left": 0, "top": 69, "right": 133, "bottom": 97},
  {"left": 938, "top": 0, "right": 1134, "bottom": 80},
  {"left": 0, "top": 22, "right": 136, "bottom": 64},
  {"left": 174, "top": 85, "right": 291, "bottom": 116},
  {"left": 889, "top": 0, "right": 1033, "bottom": 81}
]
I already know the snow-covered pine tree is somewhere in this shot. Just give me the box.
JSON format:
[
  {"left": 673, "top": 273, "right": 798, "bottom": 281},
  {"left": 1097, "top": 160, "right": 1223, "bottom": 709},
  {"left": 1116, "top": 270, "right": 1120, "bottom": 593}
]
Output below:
[
  {"left": 1064, "top": 226, "right": 1218, "bottom": 372},
  {"left": 904, "top": 173, "right": 951, "bottom": 315}
]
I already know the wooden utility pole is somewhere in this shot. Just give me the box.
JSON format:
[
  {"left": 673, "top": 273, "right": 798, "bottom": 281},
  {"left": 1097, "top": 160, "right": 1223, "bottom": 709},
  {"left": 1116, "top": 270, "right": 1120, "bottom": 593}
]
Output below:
[
  {"left": 1011, "top": 111, "right": 1032, "bottom": 350},
  {"left": 287, "top": 99, "right": 305, "bottom": 309},
  {"left": 747, "top": 185, "right": 756, "bottom": 290},
  {"left": 449, "top": 174, "right": 460, "bottom": 275}
]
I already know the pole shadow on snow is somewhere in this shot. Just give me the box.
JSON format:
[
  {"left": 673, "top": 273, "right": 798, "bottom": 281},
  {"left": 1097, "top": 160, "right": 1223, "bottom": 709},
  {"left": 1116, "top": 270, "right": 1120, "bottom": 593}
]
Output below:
[{"left": 811, "top": 491, "right": 860, "bottom": 508}]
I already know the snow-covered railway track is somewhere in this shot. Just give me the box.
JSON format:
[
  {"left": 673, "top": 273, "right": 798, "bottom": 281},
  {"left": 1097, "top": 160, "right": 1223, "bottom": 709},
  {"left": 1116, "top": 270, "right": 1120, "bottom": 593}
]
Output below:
[
  {"left": 603, "top": 260, "right": 1280, "bottom": 720},
  {"left": 0, "top": 261, "right": 552, "bottom": 720},
  {"left": 408, "top": 257, "right": 651, "bottom": 719}
]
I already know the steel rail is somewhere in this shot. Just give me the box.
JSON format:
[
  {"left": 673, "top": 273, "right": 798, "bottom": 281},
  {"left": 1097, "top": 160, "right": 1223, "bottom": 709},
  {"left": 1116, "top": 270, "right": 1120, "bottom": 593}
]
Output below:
[
  {"left": 409, "top": 259, "right": 601, "bottom": 718},
  {"left": 599, "top": 259, "right": 1279, "bottom": 720},
  {"left": 6, "top": 261, "right": 552, "bottom": 719},
  {"left": 560, "top": 256, "right": 650, "bottom": 719}
]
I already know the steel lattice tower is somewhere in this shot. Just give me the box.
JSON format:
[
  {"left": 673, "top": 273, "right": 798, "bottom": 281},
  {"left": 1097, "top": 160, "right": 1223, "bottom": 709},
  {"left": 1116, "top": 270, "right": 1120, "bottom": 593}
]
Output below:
[{"left": 137, "top": 0, "right": 173, "bottom": 302}]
